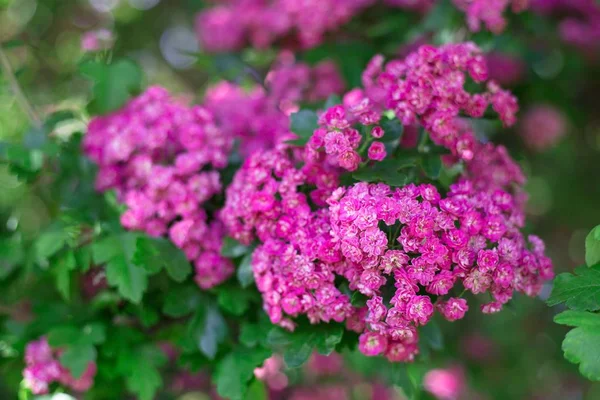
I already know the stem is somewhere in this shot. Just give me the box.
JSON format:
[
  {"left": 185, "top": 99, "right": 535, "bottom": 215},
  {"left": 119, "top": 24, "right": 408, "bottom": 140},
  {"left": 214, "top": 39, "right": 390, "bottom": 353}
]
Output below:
[{"left": 0, "top": 46, "right": 41, "bottom": 128}]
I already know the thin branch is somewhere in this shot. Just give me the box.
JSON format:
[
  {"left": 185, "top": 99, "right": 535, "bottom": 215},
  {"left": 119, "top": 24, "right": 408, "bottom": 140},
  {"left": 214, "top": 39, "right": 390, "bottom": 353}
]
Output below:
[{"left": 0, "top": 45, "right": 42, "bottom": 128}]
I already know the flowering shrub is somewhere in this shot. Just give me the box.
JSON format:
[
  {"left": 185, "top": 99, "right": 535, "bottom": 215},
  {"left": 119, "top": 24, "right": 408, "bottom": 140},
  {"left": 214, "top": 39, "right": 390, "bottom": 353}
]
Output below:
[{"left": 1, "top": 1, "right": 598, "bottom": 399}]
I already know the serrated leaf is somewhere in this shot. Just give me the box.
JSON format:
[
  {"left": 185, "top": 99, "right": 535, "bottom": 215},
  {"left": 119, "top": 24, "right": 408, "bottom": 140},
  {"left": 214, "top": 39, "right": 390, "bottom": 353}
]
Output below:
[
  {"left": 221, "top": 237, "right": 250, "bottom": 258},
  {"left": 547, "top": 264, "right": 600, "bottom": 311},
  {"left": 92, "top": 233, "right": 147, "bottom": 304},
  {"left": 237, "top": 252, "right": 254, "bottom": 287},
  {"left": 586, "top": 226, "right": 600, "bottom": 267},
  {"left": 80, "top": 59, "right": 143, "bottom": 115},
  {"left": 214, "top": 346, "right": 272, "bottom": 400},
  {"left": 121, "top": 347, "right": 167, "bottom": 400},
  {"left": 133, "top": 237, "right": 191, "bottom": 282},
  {"left": 562, "top": 326, "right": 600, "bottom": 381}
]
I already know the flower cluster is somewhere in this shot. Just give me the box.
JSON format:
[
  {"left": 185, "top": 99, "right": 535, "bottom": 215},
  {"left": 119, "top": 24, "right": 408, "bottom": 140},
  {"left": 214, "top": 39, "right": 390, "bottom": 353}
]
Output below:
[
  {"left": 195, "top": 0, "right": 375, "bottom": 52},
  {"left": 84, "top": 86, "right": 234, "bottom": 289},
  {"left": 220, "top": 43, "right": 553, "bottom": 362},
  {"left": 519, "top": 105, "right": 567, "bottom": 151},
  {"left": 23, "top": 337, "right": 97, "bottom": 395},
  {"left": 329, "top": 179, "right": 552, "bottom": 360},
  {"left": 452, "top": 0, "right": 529, "bottom": 33},
  {"left": 220, "top": 146, "right": 352, "bottom": 328},
  {"left": 204, "top": 56, "right": 344, "bottom": 157}
]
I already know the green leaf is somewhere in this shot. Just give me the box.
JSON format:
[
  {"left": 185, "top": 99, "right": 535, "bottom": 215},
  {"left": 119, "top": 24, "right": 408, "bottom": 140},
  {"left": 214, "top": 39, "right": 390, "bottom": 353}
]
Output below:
[
  {"left": 421, "top": 154, "right": 442, "bottom": 179},
  {"left": 221, "top": 237, "right": 250, "bottom": 258},
  {"left": 54, "top": 252, "right": 76, "bottom": 301},
  {"left": 80, "top": 59, "right": 143, "bottom": 115},
  {"left": 162, "top": 285, "right": 202, "bottom": 318},
  {"left": 420, "top": 319, "right": 443, "bottom": 351},
  {"left": 59, "top": 343, "right": 96, "bottom": 378},
  {"left": 189, "top": 304, "right": 228, "bottom": 359},
  {"left": 121, "top": 346, "right": 167, "bottom": 400},
  {"left": 287, "top": 110, "right": 319, "bottom": 145},
  {"left": 353, "top": 157, "right": 417, "bottom": 186},
  {"left": 586, "top": 226, "right": 600, "bottom": 267},
  {"left": 35, "top": 229, "right": 68, "bottom": 263},
  {"left": 562, "top": 324, "right": 600, "bottom": 381},
  {"left": 92, "top": 233, "right": 147, "bottom": 304},
  {"left": 324, "top": 94, "right": 341, "bottom": 109},
  {"left": 133, "top": 237, "right": 191, "bottom": 282},
  {"left": 240, "top": 321, "right": 271, "bottom": 348},
  {"left": 0, "top": 236, "right": 23, "bottom": 280},
  {"left": 547, "top": 264, "right": 600, "bottom": 311},
  {"left": 47, "top": 326, "right": 81, "bottom": 347},
  {"left": 380, "top": 118, "right": 404, "bottom": 142},
  {"left": 555, "top": 310, "right": 600, "bottom": 328},
  {"left": 214, "top": 346, "right": 272, "bottom": 400},
  {"left": 351, "top": 291, "right": 368, "bottom": 307},
  {"left": 246, "top": 378, "right": 268, "bottom": 400},
  {"left": 217, "top": 287, "right": 254, "bottom": 316},
  {"left": 391, "top": 363, "right": 419, "bottom": 400},
  {"left": 237, "top": 252, "right": 255, "bottom": 287},
  {"left": 267, "top": 323, "right": 344, "bottom": 368}
]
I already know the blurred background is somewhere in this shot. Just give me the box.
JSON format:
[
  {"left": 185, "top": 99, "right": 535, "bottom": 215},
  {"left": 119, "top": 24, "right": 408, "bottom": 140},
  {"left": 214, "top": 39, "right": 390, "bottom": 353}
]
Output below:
[{"left": 1, "top": 0, "right": 600, "bottom": 399}]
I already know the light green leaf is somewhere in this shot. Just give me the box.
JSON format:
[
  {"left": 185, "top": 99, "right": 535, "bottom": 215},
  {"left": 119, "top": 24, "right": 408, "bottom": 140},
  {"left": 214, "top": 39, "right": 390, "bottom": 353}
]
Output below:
[
  {"left": 562, "top": 326, "right": 600, "bottom": 381},
  {"left": 80, "top": 59, "right": 143, "bottom": 115},
  {"left": 133, "top": 236, "right": 191, "bottom": 282},
  {"left": 35, "top": 230, "right": 67, "bottom": 263},
  {"left": 586, "top": 225, "right": 600, "bottom": 267},
  {"left": 121, "top": 346, "right": 167, "bottom": 400},
  {"left": 547, "top": 264, "right": 600, "bottom": 311},
  {"left": 555, "top": 310, "right": 600, "bottom": 328}
]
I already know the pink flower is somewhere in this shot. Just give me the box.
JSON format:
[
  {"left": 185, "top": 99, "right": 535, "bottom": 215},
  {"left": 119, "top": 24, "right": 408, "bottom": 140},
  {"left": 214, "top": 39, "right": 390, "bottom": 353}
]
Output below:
[
  {"left": 424, "top": 367, "right": 465, "bottom": 400},
  {"left": 437, "top": 298, "right": 469, "bottom": 321},
  {"left": 358, "top": 332, "right": 389, "bottom": 356},
  {"left": 519, "top": 105, "right": 567, "bottom": 151},
  {"left": 368, "top": 141, "right": 387, "bottom": 161}
]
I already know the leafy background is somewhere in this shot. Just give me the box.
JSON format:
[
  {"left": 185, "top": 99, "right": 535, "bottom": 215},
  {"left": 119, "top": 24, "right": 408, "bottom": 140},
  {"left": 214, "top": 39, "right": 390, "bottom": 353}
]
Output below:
[{"left": 1, "top": 0, "right": 600, "bottom": 399}]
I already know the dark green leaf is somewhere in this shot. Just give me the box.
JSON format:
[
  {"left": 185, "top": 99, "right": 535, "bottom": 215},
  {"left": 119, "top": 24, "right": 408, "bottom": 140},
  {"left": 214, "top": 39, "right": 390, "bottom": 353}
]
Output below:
[
  {"left": 54, "top": 251, "right": 76, "bottom": 301},
  {"left": 92, "top": 233, "right": 148, "bottom": 304},
  {"left": 353, "top": 157, "right": 417, "bottom": 186},
  {"left": 324, "top": 94, "right": 342, "bottom": 109},
  {"left": 422, "top": 154, "right": 442, "bottom": 179},
  {"left": 214, "top": 346, "right": 272, "bottom": 400},
  {"left": 189, "top": 304, "right": 228, "bottom": 359},
  {"left": 133, "top": 236, "right": 191, "bottom": 282},
  {"left": 547, "top": 264, "right": 600, "bottom": 311},
  {"left": 351, "top": 291, "right": 368, "bottom": 307},
  {"left": 420, "top": 319, "right": 443, "bottom": 350},
  {"left": 586, "top": 226, "right": 600, "bottom": 267},
  {"left": 287, "top": 110, "right": 318, "bottom": 145},
  {"left": 381, "top": 118, "right": 404, "bottom": 142},
  {"left": 218, "top": 287, "right": 255, "bottom": 316},
  {"left": 120, "top": 346, "right": 167, "bottom": 400},
  {"left": 163, "top": 285, "right": 202, "bottom": 318}
]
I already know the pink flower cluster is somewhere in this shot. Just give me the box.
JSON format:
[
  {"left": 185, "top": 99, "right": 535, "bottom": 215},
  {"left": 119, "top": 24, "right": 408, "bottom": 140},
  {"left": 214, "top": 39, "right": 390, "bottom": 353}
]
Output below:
[
  {"left": 195, "top": 0, "right": 375, "bottom": 52},
  {"left": 204, "top": 56, "right": 344, "bottom": 157},
  {"left": 330, "top": 179, "right": 552, "bottom": 360},
  {"left": 519, "top": 105, "right": 567, "bottom": 151},
  {"left": 220, "top": 146, "right": 352, "bottom": 328},
  {"left": 219, "top": 43, "right": 553, "bottom": 361},
  {"left": 356, "top": 43, "right": 519, "bottom": 162},
  {"left": 452, "top": 0, "right": 529, "bottom": 33},
  {"left": 84, "top": 87, "right": 234, "bottom": 289},
  {"left": 23, "top": 337, "right": 97, "bottom": 394},
  {"left": 424, "top": 367, "right": 466, "bottom": 400},
  {"left": 532, "top": 0, "right": 600, "bottom": 52}
]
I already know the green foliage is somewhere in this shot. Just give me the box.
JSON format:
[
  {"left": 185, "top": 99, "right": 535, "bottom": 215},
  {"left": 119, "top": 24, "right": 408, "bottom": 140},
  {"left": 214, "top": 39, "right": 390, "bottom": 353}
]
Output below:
[
  {"left": 267, "top": 323, "right": 344, "bottom": 368},
  {"left": 214, "top": 346, "right": 272, "bottom": 400},
  {"left": 353, "top": 157, "right": 417, "bottom": 186},
  {"left": 48, "top": 323, "right": 106, "bottom": 378},
  {"left": 92, "top": 233, "right": 148, "bottom": 304},
  {"left": 548, "top": 264, "right": 600, "bottom": 311},
  {"left": 133, "top": 236, "right": 191, "bottom": 282},
  {"left": 118, "top": 345, "right": 167, "bottom": 400},
  {"left": 586, "top": 225, "right": 600, "bottom": 267},
  {"left": 555, "top": 311, "right": 600, "bottom": 381},
  {"left": 80, "top": 59, "right": 143, "bottom": 115},
  {"left": 287, "top": 110, "right": 319, "bottom": 146}
]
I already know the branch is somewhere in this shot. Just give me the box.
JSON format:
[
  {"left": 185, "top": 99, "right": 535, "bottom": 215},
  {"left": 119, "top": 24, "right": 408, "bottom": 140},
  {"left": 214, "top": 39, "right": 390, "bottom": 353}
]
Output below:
[{"left": 0, "top": 45, "right": 42, "bottom": 128}]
